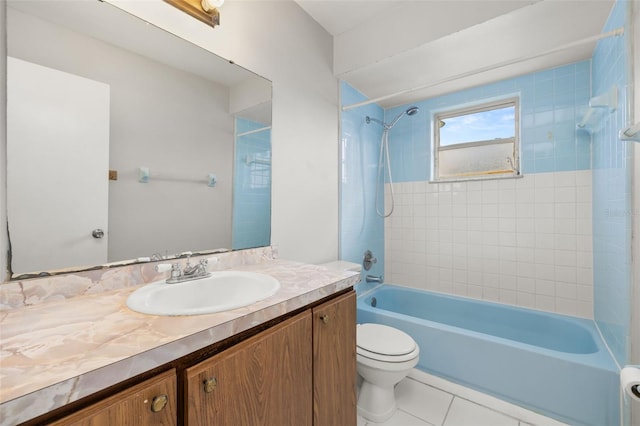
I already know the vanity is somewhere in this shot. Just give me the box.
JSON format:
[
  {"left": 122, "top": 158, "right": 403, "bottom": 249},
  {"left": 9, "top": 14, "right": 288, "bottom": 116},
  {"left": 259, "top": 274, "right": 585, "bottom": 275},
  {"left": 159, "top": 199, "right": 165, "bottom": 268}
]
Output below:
[
  {"left": 0, "top": 248, "right": 359, "bottom": 425},
  {"left": 1, "top": 1, "right": 357, "bottom": 424}
]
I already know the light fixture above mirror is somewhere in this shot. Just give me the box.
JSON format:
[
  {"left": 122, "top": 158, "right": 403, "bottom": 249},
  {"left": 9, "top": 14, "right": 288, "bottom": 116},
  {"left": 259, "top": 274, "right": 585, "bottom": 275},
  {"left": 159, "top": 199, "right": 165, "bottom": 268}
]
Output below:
[{"left": 164, "top": 0, "right": 223, "bottom": 28}]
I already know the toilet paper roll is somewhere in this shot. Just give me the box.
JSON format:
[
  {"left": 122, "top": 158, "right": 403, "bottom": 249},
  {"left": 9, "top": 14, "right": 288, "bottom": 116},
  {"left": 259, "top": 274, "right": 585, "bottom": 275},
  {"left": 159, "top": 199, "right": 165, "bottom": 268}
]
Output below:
[{"left": 620, "top": 366, "right": 640, "bottom": 400}]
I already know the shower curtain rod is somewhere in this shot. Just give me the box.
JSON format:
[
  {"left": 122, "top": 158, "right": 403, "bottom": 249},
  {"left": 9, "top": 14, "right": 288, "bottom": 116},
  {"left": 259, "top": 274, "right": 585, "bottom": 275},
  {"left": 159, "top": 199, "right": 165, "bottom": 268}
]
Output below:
[
  {"left": 341, "top": 27, "right": 624, "bottom": 111},
  {"left": 236, "top": 125, "right": 272, "bottom": 138}
]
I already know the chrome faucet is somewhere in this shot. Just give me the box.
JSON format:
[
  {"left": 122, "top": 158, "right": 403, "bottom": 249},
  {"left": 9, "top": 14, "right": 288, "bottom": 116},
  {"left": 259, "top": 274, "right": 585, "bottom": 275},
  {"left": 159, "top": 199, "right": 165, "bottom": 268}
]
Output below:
[
  {"left": 183, "top": 258, "right": 209, "bottom": 278},
  {"left": 156, "top": 254, "right": 213, "bottom": 284},
  {"left": 366, "top": 274, "right": 384, "bottom": 283}
]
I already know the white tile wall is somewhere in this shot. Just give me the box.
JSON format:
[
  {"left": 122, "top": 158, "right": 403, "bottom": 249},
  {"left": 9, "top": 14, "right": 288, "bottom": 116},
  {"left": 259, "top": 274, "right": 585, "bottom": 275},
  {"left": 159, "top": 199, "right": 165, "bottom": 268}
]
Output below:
[{"left": 385, "top": 170, "right": 593, "bottom": 318}]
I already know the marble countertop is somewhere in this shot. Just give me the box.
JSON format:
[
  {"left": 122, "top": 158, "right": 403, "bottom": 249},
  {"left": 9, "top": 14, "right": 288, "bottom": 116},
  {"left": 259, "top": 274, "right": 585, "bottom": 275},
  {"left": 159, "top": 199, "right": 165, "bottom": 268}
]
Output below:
[{"left": 0, "top": 258, "right": 358, "bottom": 425}]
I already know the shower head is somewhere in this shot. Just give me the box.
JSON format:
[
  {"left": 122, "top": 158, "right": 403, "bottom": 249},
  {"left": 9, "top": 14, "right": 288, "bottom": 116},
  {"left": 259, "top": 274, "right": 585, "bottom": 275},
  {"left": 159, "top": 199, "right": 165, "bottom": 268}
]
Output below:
[
  {"left": 366, "top": 106, "right": 419, "bottom": 129},
  {"left": 387, "top": 106, "right": 419, "bottom": 128}
]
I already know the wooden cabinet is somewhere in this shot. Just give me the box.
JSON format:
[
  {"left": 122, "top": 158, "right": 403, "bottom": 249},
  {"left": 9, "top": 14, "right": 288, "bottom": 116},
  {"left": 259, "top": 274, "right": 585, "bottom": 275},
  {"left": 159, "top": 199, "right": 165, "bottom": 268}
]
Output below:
[
  {"left": 50, "top": 369, "right": 177, "bottom": 426},
  {"left": 184, "top": 290, "right": 356, "bottom": 426},
  {"left": 185, "top": 311, "right": 313, "bottom": 426},
  {"left": 313, "top": 291, "right": 357, "bottom": 426},
  {"left": 31, "top": 289, "right": 355, "bottom": 426}
]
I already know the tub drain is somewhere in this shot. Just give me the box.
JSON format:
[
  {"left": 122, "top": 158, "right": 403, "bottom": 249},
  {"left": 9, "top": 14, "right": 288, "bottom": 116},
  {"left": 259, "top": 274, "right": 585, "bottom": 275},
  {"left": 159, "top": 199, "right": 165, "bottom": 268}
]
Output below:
[{"left": 370, "top": 297, "right": 377, "bottom": 307}]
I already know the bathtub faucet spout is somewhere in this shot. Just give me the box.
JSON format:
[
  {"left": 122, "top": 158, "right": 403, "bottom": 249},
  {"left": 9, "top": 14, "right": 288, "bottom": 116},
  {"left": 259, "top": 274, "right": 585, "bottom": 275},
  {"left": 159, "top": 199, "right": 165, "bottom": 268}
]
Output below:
[{"left": 366, "top": 274, "right": 384, "bottom": 283}]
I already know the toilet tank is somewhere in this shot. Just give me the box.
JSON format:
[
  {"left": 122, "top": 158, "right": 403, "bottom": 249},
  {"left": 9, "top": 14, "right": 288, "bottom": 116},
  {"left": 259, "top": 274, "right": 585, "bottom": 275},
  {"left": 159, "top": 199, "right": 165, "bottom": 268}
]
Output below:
[{"left": 320, "top": 260, "right": 362, "bottom": 273}]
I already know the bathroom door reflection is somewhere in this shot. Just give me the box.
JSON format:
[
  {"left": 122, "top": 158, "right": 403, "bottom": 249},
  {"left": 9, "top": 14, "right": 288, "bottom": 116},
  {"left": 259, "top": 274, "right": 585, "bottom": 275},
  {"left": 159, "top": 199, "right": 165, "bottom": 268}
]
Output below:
[{"left": 7, "top": 57, "right": 110, "bottom": 273}]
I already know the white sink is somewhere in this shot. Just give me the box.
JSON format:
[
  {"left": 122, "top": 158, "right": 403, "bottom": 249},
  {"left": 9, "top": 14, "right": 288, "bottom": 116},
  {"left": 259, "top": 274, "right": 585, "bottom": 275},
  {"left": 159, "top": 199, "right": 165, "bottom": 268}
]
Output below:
[{"left": 126, "top": 271, "right": 280, "bottom": 316}]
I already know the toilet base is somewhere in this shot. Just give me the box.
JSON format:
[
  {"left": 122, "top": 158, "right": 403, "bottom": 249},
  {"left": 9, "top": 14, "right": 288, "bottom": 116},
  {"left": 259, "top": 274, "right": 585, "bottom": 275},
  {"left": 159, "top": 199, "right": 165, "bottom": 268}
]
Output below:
[{"left": 357, "top": 380, "right": 397, "bottom": 423}]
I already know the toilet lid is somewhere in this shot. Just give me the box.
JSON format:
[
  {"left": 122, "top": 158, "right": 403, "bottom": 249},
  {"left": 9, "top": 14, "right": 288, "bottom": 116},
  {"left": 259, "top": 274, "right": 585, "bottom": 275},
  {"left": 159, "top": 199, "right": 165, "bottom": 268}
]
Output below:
[{"left": 357, "top": 323, "right": 416, "bottom": 356}]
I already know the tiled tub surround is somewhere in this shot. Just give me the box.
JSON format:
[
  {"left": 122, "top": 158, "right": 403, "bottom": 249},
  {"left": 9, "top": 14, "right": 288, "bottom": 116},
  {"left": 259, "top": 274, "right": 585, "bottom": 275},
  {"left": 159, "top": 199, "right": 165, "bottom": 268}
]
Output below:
[
  {"left": 385, "top": 170, "right": 593, "bottom": 318},
  {"left": 0, "top": 247, "right": 359, "bottom": 425}
]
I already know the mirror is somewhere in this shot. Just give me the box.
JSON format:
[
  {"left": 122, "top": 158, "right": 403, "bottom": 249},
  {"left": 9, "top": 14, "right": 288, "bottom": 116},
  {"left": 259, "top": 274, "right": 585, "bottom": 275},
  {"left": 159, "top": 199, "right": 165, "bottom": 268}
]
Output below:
[{"left": 5, "top": 0, "right": 272, "bottom": 278}]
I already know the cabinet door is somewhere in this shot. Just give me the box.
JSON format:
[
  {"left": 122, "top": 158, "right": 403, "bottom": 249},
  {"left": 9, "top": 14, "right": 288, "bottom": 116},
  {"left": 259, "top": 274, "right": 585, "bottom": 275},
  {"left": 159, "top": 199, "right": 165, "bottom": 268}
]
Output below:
[
  {"left": 186, "top": 311, "right": 313, "bottom": 426},
  {"left": 313, "top": 291, "right": 357, "bottom": 426},
  {"left": 50, "top": 369, "right": 177, "bottom": 426}
]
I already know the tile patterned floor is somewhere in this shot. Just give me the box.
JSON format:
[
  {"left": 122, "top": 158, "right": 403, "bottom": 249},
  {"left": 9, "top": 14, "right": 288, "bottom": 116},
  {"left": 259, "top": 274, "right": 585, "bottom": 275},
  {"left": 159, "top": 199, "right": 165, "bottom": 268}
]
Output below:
[{"left": 357, "top": 369, "right": 568, "bottom": 426}]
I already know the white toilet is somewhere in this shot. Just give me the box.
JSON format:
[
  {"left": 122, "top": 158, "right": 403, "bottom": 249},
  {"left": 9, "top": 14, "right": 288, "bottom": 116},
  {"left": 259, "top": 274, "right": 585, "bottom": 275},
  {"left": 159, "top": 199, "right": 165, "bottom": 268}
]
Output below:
[
  {"left": 356, "top": 323, "right": 420, "bottom": 423},
  {"left": 320, "top": 260, "right": 363, "bottom": 276},
  {"left": 318, "top": 260, "right": 419, "bottom": 422}
]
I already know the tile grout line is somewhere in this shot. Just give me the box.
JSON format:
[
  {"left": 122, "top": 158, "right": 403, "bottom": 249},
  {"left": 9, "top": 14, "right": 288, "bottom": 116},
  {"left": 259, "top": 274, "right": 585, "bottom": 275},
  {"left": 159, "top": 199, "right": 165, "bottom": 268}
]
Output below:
[
  {"left": 440, "top": 393, "right": 456, "bottom": 426},
  {"left": 397, "top": 408, "right": 440, "bottom": 426},
  {"left": 405, "top": 371, "right": 567, "bottom": 426},
  {"left": 449, "top": 393, "right": 528, "bottom": 425}
]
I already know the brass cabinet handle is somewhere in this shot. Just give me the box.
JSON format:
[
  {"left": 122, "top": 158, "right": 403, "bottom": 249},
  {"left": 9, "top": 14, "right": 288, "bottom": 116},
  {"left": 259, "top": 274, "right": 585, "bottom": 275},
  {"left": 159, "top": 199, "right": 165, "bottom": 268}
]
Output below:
[
  {"left": 203, "top": 377, "right": 217, "bottom": 393},
  {"left": 150, "top": 394, "right": 168, "bottom": 412},
  {"left": 320, "top": 314, "right": 329, "bottom": 324}
]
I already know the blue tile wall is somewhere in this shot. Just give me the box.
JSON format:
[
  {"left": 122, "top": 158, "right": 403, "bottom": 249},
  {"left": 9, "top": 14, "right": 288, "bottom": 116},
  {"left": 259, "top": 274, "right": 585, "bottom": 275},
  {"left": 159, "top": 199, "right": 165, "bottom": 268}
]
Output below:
[
  {"left": 340, "top": 81, "right": 385, "bottom": 290},
  {"left": 341, "top": 59, "right": 593, "bottom": 290},
  {"left": 385, "top": 61, "right": 592, "bottom": 182},
  {"left": 591, "top": 0, "right": 632, "bottom": 369},
  {"left": 232, "top": 118, "right": 271, "bottom": 250}
]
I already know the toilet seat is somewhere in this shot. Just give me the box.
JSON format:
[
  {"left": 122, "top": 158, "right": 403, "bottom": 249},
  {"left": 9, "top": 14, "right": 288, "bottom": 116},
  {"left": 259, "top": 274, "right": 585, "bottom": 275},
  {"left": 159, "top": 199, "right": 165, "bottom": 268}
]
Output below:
[
  {"left": 357, "top": 346, "right": 419, "bottom": 363},
  {"left": 357, "top": 323, "right": 418, "bottom": 363}
]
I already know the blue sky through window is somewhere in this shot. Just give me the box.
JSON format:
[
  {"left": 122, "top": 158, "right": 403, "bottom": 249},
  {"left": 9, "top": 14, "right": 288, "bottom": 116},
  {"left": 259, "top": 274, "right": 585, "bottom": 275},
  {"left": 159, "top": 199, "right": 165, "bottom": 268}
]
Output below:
[{"left": 440, "top": 106, "right": 515, "bottom": 146}]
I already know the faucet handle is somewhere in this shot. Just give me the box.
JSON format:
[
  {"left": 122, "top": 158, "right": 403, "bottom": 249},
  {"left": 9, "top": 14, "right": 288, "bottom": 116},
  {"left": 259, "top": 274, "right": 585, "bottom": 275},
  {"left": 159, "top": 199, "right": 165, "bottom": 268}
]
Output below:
[
  {"left": 198, "top": 257, "right": 218, "bottom": 270},
  {"left": 156, "top": 263, "right": 182, "bottom": 279},
  {"left": 155, "top": 264, "right": 173, "bottom": 273},
  {"left": 363, "top": 250, "right": 377, "bottom": 271}
]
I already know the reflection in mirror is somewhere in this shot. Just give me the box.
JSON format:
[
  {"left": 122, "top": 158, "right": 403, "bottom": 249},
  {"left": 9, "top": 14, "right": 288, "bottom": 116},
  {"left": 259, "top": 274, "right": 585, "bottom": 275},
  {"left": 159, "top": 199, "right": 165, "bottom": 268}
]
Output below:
[
  {"left": 6, "top": 0, "right": 272, "bottom": 278},
  {"left": 233, "top": 119, "right": 271, "bottom": 250}
]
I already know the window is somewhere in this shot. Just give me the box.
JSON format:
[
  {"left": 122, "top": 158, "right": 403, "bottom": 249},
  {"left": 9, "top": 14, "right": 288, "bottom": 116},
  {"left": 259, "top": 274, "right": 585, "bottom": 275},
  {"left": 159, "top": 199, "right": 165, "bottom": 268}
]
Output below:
[{"left": 434, "top": 98, "right": 519, "bottom": 181}]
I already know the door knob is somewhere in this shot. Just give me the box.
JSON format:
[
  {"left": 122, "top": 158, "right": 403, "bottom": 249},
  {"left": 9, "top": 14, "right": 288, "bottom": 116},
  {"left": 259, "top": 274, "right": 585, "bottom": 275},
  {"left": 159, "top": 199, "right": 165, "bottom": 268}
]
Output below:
[
  {"left": 203, "top": 377, "right": 217, "bottom": 393},
  {"left": 320, "top": 314, "right": 329, "bottom": 324},
  {"left": 150, "top": 394, "right": 168, "bottom": 412},
  {"left": 92, "top": 229, "right": 105, "bottom": 239}
]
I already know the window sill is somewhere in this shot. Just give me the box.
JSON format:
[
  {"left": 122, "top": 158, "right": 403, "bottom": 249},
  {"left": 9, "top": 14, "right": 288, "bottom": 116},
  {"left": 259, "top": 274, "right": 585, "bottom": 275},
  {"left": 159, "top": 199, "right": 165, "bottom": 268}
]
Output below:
[{"left": 429, "top": 173, "right": 523, "bottom": 184}]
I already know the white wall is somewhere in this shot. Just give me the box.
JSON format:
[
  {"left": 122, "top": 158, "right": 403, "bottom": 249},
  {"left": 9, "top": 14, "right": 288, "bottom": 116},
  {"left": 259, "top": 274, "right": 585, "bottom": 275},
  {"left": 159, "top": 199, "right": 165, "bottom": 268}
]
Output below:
[
  {"left": 81, "top": 0, "right": 340, "bottom": 265},
  {"left": 632, "top": 0, "right": 640, "bottom": 364},
  {"left": 0, "top": 1, "right": 7, "bottom": 281},
  {"left": 333, "top": 1, "right": 534, "bottom": 76}
]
